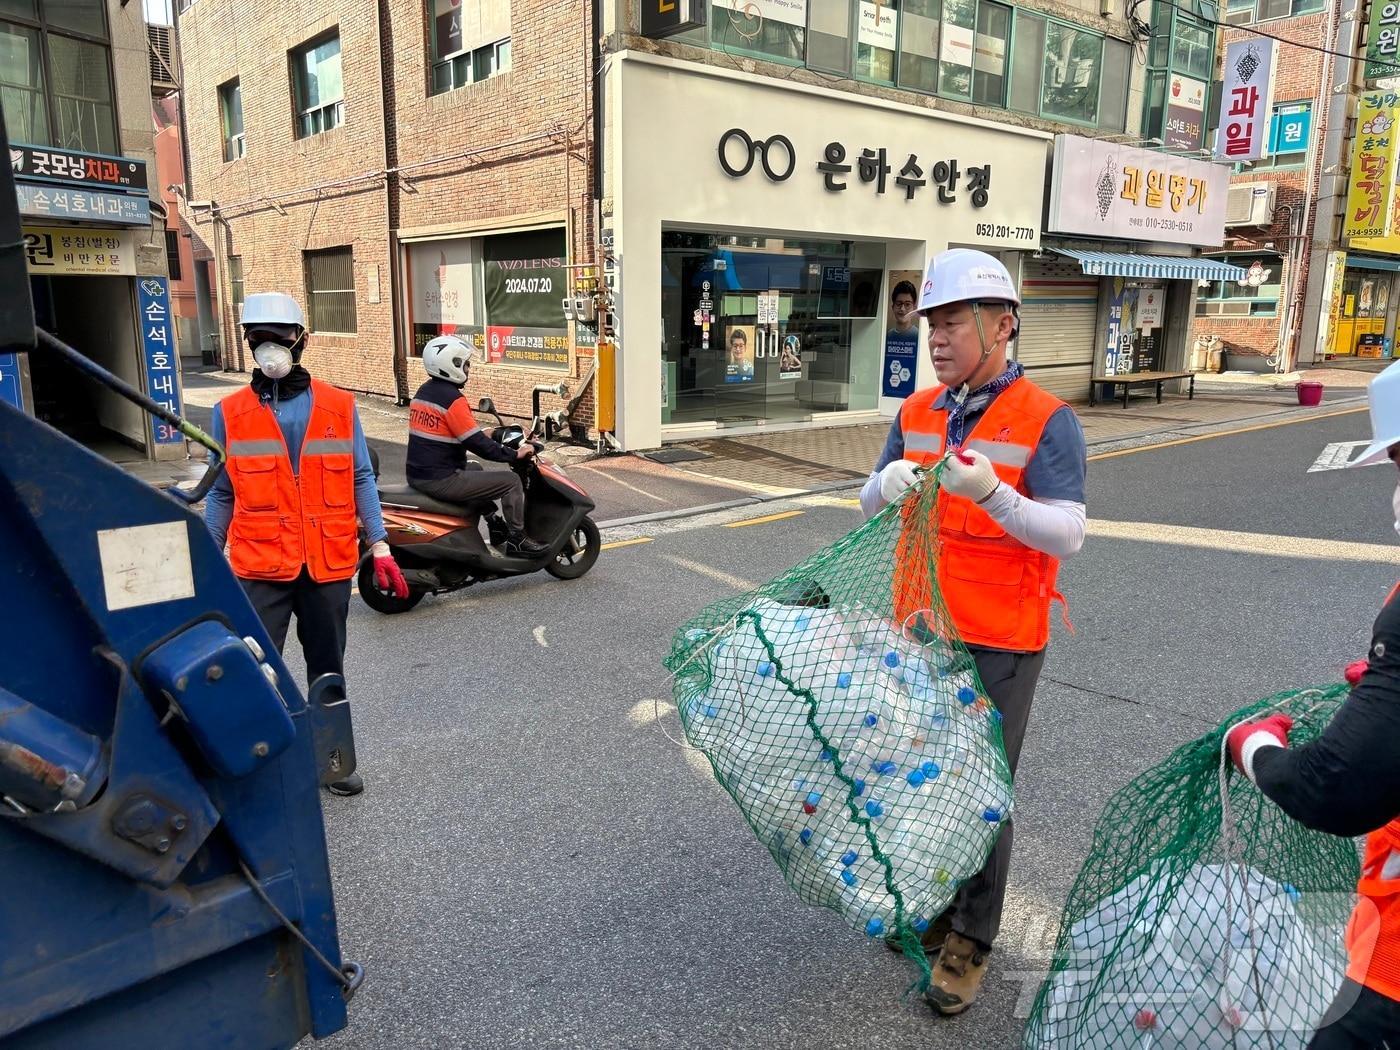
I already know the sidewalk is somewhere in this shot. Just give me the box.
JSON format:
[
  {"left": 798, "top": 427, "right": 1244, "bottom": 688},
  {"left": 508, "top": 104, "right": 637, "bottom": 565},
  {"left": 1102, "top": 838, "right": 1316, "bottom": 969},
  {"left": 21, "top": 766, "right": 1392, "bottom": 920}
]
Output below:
[{"left": 154, "top": 369, "right": 1370, "bottom": 525}]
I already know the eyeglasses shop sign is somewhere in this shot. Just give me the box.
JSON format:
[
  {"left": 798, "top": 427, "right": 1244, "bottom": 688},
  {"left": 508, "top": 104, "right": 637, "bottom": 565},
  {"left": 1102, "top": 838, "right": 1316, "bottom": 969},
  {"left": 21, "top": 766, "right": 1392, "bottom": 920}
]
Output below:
[{"left": 1047, "top": 135, "right": 1231, "bottom": 248}]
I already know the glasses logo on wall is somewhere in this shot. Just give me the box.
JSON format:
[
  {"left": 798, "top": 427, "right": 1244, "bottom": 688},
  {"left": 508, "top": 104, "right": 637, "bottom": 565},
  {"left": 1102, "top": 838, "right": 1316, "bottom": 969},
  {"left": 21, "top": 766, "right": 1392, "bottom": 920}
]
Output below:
[{"left": 717, "top": 128, "right": 796, "bottom": 182}]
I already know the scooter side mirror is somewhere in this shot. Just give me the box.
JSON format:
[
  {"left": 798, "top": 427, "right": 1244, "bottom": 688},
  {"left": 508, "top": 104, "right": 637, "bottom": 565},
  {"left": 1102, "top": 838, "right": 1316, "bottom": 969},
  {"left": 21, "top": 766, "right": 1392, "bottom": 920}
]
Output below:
[{"left": 477, "top": 397, "right": 496, "bottom": 415}]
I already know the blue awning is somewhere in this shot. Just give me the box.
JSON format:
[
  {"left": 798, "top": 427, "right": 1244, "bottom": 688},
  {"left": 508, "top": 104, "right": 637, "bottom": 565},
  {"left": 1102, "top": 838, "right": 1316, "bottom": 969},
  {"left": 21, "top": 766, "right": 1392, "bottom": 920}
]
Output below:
[
  {"left": 1346, "top": 254, "right": 1400, "bottom": 273},
  {"left": 1054, "top": 250, "right": 1248, "bottom": 282}
]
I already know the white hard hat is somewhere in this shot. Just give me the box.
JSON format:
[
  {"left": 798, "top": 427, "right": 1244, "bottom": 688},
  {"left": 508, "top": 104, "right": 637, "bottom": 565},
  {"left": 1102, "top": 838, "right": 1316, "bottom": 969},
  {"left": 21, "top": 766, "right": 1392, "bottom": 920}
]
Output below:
[
  {"left": 240, "top": 292, "right": 305, "bottom": 329},
  {"left": 917, "top": 249, "right": 1020, "bottom": 313},
  {"left": 422, "top": 334, "right": 477, "bottom": 385},
  {"left": 1350, "top": 359, "right": 1400, "bottom": 467}
]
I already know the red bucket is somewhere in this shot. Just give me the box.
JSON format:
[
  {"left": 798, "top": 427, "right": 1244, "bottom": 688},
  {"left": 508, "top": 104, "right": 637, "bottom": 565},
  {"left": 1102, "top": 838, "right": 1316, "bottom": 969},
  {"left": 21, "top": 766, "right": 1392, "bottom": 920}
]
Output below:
[{"left": 1296, "top": 381, "right": 1324, "bottom": 407}]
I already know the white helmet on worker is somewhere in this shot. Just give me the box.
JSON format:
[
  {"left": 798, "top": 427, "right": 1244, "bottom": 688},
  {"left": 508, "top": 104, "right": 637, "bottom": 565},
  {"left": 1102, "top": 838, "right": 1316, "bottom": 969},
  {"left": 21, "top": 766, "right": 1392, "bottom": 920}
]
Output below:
[
  {"left": 421, "top": 334, "right": 477, "bottom": 386},
  {"left": 240, "top": 292, "right": 306, "bottom": 331},
  {"left": 917, "top": 249, "right": 1020, "bottom": 313},
  {"left": 1351, "top": 358, "right": 1400, "bottom": 467}
]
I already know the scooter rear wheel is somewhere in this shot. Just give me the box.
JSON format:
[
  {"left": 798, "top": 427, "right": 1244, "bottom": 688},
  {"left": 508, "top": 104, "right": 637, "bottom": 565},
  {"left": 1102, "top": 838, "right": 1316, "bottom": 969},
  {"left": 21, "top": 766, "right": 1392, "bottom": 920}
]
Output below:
[
  {"left": 357, "top": 556, "right": 426, "bottom": 614},
  {"left": 546, "top": 517, "right": 601, "bottom": 580}
]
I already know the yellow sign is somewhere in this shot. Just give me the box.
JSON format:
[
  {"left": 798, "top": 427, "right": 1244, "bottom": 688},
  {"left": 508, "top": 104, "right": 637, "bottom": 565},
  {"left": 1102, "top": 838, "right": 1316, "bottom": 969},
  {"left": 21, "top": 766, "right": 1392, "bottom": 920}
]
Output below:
[
  {"left": 1344, "top": 93, "right": 1400, "bottom": 241},
  {"left": 21, "top": 226, "right": 137, "bottom": 276},
  {"left": 1350, "top": 179, "right": 1400, "bottom": 254}
]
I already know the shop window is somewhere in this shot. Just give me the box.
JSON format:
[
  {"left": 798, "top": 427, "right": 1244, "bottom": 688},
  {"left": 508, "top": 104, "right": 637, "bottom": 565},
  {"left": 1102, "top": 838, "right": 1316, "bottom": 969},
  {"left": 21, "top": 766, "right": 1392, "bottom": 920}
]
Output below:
[
  {"left": 291, "top": 32, "right": 343, "bottom": 139},
  {"left": 1041, "top": 20, "right": 1101, "bottom": 125},
  {"left": 713, "top": 1, "right": 805, "bottom": 64},
  {"left": 165, "top": 229, "right": 181, "bottom": 281},
  {"left": 1195, "top": 254, "right": 1281, "bottom": 317},
  {"left": 856, "top": 0, "right": 898, "bottom": 83},
  {"left": 1008, "top": 11, "right": 1043, "bottom": 113},
  {"left": 1230, "top": 0, "right": 1322, "bottom": 21},
  {"left": 304, "top": 247, "right": 356, "bottom": 334},
  {"left": 809, "top": 0, "right": 855, "bottom": 75},
  {"left": 895, "top": 0, "right": 937, "bottom": 90},
  {"left": 938, "top": 0, "right": 976, "bottom": 97},
  {"left": 1140, "top": 4, "right": 1218, "bottom": 147},
  {"left": 1, "top": 0, "right": 117, "bottom": 155},
  {"left": 428, "top": 0, "right": 511, "bottom": 95},
  {"left": 219, "top": 78, "right": 244, "bottom": 161},
  {"left": 1170, "top": 16, "right": 1212, "bottom": 79},
  {"left": 1097, "top": 37, "right": 1130, "bottom": 131},
  {"left": 228, "top": 255, "right": 244, "bottom": 314}
]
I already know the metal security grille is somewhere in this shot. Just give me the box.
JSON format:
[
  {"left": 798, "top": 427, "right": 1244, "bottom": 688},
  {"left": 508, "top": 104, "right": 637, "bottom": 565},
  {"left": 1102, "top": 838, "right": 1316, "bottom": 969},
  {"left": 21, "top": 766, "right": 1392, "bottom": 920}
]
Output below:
[{"left": 304, "top": 248, "right": 356, "bottom": 334}]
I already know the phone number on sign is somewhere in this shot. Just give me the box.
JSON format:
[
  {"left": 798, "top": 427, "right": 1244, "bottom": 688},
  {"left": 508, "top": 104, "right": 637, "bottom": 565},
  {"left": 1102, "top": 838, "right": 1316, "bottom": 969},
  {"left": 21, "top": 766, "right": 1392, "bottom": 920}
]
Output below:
[{"left": 974, "top": 223, "right": 1036, "bottom": 240}]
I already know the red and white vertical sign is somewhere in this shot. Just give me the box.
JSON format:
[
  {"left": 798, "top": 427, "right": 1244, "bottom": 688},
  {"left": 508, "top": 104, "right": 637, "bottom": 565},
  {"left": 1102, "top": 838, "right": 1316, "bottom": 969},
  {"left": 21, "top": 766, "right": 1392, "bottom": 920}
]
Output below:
[{"left": 1217, "top": 38, "right": 1278, "bottom": 162}]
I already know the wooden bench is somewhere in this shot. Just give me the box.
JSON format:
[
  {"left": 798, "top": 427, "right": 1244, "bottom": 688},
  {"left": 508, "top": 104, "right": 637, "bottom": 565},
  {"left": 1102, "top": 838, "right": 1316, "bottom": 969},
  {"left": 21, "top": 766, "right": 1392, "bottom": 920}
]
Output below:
[{"left": 1089, "top": 370, "right": 1196, "bottom": 409}]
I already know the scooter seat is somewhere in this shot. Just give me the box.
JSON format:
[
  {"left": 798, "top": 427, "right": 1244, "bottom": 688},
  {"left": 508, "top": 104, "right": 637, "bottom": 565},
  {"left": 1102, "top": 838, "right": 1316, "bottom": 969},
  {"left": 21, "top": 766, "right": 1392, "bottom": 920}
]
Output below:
[{"left": 378, "top": 484, "right": 497, "bottom": 518}]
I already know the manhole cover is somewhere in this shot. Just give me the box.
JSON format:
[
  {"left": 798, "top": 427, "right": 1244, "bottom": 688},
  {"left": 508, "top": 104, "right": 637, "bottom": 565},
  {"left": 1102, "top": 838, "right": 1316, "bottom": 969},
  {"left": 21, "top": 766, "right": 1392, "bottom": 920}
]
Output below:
[{"left": 644, "top": 448, "right": 712, "bottom": 464}]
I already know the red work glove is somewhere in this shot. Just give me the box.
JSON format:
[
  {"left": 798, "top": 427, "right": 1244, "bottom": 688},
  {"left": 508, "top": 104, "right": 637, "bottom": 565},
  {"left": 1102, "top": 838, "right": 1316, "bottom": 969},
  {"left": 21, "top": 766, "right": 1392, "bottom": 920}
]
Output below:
[
  {"left": 369, "top": 542, "right": 409, "bottom": 600},
  {"left": 1226, "top": 714, "right": 1293, "bottom": 784},
  {"left": 1344, "top": 659, "right": 1369, "bottom": 687}
]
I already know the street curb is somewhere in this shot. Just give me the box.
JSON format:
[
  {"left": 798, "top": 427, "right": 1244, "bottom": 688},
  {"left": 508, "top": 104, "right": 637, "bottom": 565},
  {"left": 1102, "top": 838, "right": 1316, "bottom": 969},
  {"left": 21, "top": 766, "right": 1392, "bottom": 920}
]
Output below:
[{"left": 594, "top": 396, "right": 1371, "bottom": 532}]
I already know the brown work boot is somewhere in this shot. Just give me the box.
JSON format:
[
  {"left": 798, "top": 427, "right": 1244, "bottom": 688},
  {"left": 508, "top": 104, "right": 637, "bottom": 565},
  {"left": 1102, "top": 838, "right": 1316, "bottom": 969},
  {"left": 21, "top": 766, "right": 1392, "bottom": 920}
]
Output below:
[
  {"left": 926, "top": 932, "right": 990, "bottom": 1016},
  {"left": 884, "top": 911, "right": 954, "bottom": 956}
]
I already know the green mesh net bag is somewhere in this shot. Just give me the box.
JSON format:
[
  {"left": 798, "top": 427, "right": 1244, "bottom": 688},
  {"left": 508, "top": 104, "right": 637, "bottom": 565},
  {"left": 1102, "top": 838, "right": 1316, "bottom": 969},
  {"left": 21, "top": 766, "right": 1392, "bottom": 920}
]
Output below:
[
  {"left": 1024, "top": 685, "right": 1361, "bottom": 1049},
  {"left": 664, "top": 466, "right": 1012, "bottom": 985}
]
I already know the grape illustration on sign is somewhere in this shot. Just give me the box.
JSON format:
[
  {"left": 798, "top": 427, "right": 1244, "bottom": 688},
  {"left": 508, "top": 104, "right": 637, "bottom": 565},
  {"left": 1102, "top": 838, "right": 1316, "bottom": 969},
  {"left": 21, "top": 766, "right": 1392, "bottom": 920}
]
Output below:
[{"left": 1096, "top": 156, "right": 1117, "bottom": 220}]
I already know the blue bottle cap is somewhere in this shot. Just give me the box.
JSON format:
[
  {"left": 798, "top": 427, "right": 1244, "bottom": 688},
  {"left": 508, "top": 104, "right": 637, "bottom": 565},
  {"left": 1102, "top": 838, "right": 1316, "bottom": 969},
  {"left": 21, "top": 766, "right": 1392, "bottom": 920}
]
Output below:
[
  {"left": 795, "top": 614, "right": 812, "bottom": 631},
  {"left": 799, "top": 829, "right": 813, "bottom": 845},
  {"left": 757, "top": 661, "right": 774, "bottom": 677},
  {"left": 1284, "top": 884, "right": 1301, "bottom": 903},
  {"left": 874, "top": 760, "right": 897, "bottom": 776},
  {"left": 983, "top": 807, "right": 1003, "bottom": 823},
  {"left": 836, "top": 671, "right": 853, "bottom": 690},
  {"left": 806, "top": 790, "right": 822, "bottom": 806},
  {"left": 922, "top": 761, "right": 941, "bottom": 779},
  {"left": 863, "top": 713, "right": 879, "bottom": 728},
  {"left": 853, "top": 778, "right": 866, "bottom": 797},
  {"left": 906, "top": 770, "right": 926, "bottom": 787},
  {"left": 702, "top": 705, "right": 719, "bottom": 718},
  {"left": 865, "top": 800, "right": 885, "bottom": 819},
  {"left": 865, "top": 917, "right": 885, "bottom": 937},
  {"left": 819, "top": 749, "right": 832, "bottom": 762},
  {"left": 840, "top": 870, "right": 856, "bottom": 887},
  {"left": 991, "top": 708, "right": 1003, "bottom": 724},
  {"left": 958, "top": 687, "right": 977, "bottom": 706},
  {"left": 840, "top": 849, "right": 858, "bottom": 867},
  {"left": 883, "top": 651, "right": 901, "bottom": 669},
  {"left": 912, "top": 917, "right": 930, "bottom": 933},
  {"left": 930, "top": 714, "right": 949, "bottom": 730}
]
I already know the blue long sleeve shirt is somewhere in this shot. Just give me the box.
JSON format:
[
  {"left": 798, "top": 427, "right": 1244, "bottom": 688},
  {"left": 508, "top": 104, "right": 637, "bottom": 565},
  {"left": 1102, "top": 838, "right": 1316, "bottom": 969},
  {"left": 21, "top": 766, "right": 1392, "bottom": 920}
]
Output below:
[{"left": 204, "top": 386, "right": 387, "bottom": 549}]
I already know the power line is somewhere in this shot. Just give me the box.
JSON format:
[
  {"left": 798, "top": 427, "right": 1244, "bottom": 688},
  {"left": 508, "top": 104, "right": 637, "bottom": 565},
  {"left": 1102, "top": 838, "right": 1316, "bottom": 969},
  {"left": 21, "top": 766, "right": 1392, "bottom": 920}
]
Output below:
[{"left": 1146, "top": 0, "right": 1376, "bottom": 66}]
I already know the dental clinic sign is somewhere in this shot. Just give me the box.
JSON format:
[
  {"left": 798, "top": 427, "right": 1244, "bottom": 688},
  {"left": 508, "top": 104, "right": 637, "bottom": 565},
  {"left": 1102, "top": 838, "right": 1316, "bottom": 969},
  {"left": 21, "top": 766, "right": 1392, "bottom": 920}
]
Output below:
[{"left": 1047, "top": 135, "right": 1230, "bottom": 248}]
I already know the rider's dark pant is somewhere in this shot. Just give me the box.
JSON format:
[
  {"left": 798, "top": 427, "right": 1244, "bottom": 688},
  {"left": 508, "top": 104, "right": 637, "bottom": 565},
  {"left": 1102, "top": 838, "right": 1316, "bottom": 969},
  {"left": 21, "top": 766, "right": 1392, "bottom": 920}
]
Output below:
[{"left": 410, "top": 468, "right": 526, "bottom": 532}]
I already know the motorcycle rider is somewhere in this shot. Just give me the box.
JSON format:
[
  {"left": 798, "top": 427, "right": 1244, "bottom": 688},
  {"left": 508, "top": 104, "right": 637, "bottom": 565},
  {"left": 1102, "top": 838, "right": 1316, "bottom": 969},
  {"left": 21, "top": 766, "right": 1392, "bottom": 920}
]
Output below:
[{"left": 406, "top": 335, "right": 549, "bottom": 557}]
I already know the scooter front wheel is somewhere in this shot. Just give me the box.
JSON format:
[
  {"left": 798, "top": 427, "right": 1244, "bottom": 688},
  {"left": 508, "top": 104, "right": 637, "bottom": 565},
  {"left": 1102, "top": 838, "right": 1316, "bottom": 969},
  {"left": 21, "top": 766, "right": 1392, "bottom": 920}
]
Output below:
[
  {"left": 357, "top": 556, "right": 426, "bottom": 614},
  {"left": 546, "top": 518, "right": 601, "bottom": 580}
]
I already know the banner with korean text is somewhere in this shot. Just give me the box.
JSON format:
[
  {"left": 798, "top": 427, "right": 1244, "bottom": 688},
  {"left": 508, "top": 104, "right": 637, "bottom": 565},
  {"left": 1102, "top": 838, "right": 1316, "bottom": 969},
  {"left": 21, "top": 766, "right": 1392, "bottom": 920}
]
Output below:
[
  {"left": 1216, "top": 39, "right": 1277, "bottom": 163},
  {"left": 1344, "top": 92, "right": 1400, "bottom": 241}
]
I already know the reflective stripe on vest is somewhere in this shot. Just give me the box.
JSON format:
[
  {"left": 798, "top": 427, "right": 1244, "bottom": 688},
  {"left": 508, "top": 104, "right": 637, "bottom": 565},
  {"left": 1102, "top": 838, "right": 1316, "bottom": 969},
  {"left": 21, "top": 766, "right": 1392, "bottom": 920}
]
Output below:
[
  {"left": 222, "top": 379, "right": 360, "bottom": 583},
  {"left": 1347, "top": 583, "right": 1400, "bottom": 1004},
  {"left": 894, "top": 377, "right": 1069, "bottom": 652}
]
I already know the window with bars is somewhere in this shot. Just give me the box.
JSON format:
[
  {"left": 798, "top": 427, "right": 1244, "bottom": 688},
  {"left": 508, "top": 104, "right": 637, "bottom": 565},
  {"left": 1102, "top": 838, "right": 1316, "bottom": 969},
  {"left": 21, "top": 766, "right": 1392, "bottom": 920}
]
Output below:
[
  {"left": 165, "top": 229, "right": 182, "bottom": 280},
  {"left": 291, "top": 32, "right": 343, "bottom": 139},
  {"left": 304, "top": 247, "right": 356, "bottom": 334},
  {"left": 0, "top": 0, "right": 117, "bottom": 154},
  {"left": 228, "top": 255, "right": 245, "bottom": 315}
]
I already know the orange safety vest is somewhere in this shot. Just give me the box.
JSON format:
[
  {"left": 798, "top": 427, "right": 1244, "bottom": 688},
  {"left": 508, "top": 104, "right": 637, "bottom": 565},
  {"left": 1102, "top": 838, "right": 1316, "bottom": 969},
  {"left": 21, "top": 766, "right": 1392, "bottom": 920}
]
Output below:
[
  {"left": 221, "top": 379, "right": 361, "bottom": 583},
  {"left": 893, "top": 376, "right": 1068, "bottom": 652},
  {"left": 1345, "top": 582, "right": 1400, "bottom": 1003}
]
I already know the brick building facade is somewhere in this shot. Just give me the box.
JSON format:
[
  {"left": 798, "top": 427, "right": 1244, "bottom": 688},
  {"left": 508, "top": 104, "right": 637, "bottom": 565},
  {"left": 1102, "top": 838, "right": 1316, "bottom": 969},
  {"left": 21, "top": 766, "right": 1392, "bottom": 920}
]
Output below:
[{"left": 176, "top": 0, "right": 597, "bottom": 427}]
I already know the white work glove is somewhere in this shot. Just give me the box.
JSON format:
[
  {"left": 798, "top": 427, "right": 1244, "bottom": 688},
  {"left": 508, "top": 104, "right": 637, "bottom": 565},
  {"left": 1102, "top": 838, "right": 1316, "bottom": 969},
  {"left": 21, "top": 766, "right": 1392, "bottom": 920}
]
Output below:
[
  {"left": 940, "top": 449, "right": 1001, "bottom": 504},
  {"left": 370, "top": 540, "right": 391, "bottom": 558},
  {"left": 878, "top": 459, "right": 920, "bottom": 505}
]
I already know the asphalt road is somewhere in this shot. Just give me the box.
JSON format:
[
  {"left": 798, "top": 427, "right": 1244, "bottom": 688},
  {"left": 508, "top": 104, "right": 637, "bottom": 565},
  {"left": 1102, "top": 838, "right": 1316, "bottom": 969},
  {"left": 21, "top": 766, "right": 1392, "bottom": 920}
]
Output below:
[{"left": 295, "top": 405, "right": 1392, "bottom": 1050}]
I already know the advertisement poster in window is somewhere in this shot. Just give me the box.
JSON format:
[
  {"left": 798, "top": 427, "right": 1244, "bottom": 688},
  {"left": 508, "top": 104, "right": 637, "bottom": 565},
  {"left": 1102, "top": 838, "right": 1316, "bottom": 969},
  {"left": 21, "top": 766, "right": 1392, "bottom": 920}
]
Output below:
[
  {"left": 725, "top": 324, "right": 756, "bottom": 382},
  {"left": 408, "top": 238, "right": 480, "bottom": 356},
  {"left": 483, "top": 228, "right": 570, "bottom": 370},
  {"left": 1164, "top": 75, "right": 1207, "bottom": 151},
  {"left": 882, "top": 269, "right": 921, "bottom": 398},
  {"left": 1103, "top": 279, "right": 1137, "bottom": 375},
  {"left": 709, "top": 0, "right": 807, "bottom": 28},
  {"left": 434, "top": 0, "right": 463, "bottom": 56},
  {"left": 859, "top": 1, "right": 898, "bottom": 49},
  {"left": 779, "top": 334, "right": 803, "bottom": 379}
]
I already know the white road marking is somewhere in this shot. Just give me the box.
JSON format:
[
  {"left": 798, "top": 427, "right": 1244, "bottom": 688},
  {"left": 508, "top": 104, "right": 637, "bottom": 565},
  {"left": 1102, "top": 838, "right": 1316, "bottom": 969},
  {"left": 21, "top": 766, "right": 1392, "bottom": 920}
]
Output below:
[
  {"left": 533, "top": 625, "right": 549, "bottom": 648},
  {"left": 659, "top": 554, "right": 758, "bottom": 591},
  {"left": 1088, "top": 519, "right": 1400, "bottom": 564},
  {"left": 573, "top": 464, "right": 672, "bottom": 504},
  {"left": 1308, "top": 440, "right": 1373, "bottom": 473}
]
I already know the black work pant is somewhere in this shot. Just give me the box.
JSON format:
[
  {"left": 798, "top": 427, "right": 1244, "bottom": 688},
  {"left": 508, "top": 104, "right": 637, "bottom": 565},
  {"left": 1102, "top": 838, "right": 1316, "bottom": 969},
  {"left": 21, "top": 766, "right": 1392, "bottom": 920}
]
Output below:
[
  {"left": 410, "top": 468, "right": 526, "bottom": 532},
  {"left": 240, "top": 568, "right": 352, "bottom": 684},
  {"left": 947, "top": 645, "right": 1048, "bottom": 950},
  {"left": 1309, "top": 980, "right": 1400, "bottom": 1049}
]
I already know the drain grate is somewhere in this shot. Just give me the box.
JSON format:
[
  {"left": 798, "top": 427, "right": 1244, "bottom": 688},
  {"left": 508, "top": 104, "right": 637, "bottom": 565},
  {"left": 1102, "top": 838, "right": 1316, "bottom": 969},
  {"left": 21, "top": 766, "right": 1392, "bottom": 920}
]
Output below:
[{"left": 644, "top": 448, "right": 712, "bottom": 464}]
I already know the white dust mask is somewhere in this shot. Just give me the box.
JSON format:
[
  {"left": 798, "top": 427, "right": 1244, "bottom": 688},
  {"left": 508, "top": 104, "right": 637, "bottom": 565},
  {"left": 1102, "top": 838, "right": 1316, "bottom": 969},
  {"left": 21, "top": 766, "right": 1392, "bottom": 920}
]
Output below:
[{"left": 253, "top": 342, "right": 294, "bottom": 380}]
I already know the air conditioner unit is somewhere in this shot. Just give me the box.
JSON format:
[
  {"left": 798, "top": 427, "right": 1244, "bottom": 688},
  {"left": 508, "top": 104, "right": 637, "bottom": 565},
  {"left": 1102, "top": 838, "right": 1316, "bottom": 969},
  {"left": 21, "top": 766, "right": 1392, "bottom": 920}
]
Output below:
[{"left": 1225, "top": 182, "right": 1277, "bottom": 227}]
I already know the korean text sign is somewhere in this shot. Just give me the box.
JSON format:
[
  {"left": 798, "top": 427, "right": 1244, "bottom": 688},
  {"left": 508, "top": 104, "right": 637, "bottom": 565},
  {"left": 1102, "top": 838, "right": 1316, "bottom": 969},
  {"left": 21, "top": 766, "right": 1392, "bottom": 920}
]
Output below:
[
  {"left": 1344, "top": 93, "right": 1400, "bottom": 241},
  {"left": 22, "top": 226, "right": 136, "bottom": 276},
  {"left": 1047, "top": 135, "right": 1230, "bottom": 247},
  {"left": 138, "top": 278, "right": 183, "bottom": 445},
  {"left": 1366, "top": 1, "right": 1400, "bottom": 82},
  {"left": 1217, "top": 39, "right": 1277, "bottom": 163}
]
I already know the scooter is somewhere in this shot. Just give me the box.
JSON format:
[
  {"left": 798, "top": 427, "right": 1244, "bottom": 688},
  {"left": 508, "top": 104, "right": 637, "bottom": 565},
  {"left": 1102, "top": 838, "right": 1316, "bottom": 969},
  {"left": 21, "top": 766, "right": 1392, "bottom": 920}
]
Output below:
[{"left": 359, "top": 397, "right": 601, "bottom": 613}]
